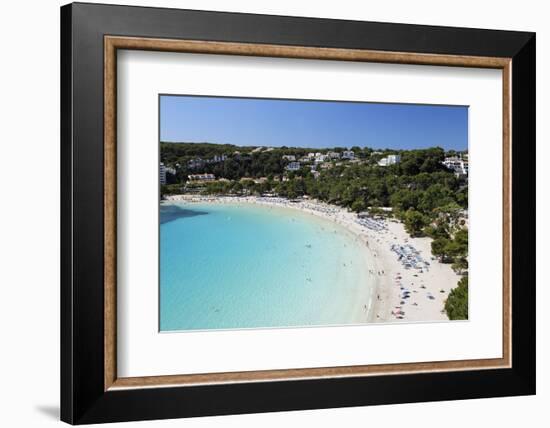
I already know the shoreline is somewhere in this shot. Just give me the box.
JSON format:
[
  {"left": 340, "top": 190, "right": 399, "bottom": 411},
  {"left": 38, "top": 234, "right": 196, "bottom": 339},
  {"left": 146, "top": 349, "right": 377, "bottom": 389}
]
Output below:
[{"left": 164, "top": 194, "right": 461, "bottom": 324}]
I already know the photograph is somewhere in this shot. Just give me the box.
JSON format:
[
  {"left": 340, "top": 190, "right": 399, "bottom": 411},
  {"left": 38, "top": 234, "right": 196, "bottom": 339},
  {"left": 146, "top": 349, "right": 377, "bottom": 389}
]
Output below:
[
  {"left": 53, "top": 2, "right": 536, "bottom": 425},
  {"left": 159, "top": 95, "right": 469, "bottom": 332}
]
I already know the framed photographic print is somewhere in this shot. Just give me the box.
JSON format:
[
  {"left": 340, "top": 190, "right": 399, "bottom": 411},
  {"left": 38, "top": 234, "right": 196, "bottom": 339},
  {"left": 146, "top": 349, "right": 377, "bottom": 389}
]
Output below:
[{"left": 60, "top": 2, "right": 536, "bottom": 424}]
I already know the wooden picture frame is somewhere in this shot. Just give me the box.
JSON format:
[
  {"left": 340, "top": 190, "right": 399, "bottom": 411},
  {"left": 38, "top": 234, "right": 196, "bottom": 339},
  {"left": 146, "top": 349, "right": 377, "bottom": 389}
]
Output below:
[{"left": 61, "top": 2, "right": 535, "bottom": 424}]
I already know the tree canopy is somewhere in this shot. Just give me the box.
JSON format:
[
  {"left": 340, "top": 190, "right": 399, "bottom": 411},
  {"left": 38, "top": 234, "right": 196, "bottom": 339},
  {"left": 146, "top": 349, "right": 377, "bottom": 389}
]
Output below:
[{"left": 445, "top": 276, "right": 468, "bottom": 320}]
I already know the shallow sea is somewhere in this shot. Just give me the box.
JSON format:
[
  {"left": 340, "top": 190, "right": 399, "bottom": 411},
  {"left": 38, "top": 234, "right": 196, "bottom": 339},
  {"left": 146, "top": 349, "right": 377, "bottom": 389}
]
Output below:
[{"left": 160, "top": 201, "right": 372, "bottom": 331}]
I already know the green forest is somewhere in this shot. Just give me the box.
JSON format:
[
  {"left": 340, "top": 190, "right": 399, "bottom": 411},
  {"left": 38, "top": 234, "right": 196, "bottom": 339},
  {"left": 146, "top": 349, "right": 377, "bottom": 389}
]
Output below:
[{"left": 161, "top": 142, "right": 469, "bottom": 319}]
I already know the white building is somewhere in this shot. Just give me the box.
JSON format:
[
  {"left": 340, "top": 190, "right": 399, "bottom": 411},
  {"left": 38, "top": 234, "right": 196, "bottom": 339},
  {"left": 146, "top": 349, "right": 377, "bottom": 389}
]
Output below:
[
  {"left": 443, "top": 156, "right": 468, "bottom": 177},
  {"left": 327, "top": 151, "right": 341, "bottom": 159},
  {"left": 342, "top": 150, "right": 355, "bottom": 160},
  {"left": 282, "top": 155, "right": 296, "bottom": 161},
  {"left": 378, "top": 154, "right": 401, "bottom": 166},
  {"left": 188, "top": 173, "right": 216, "bottom": 182},
  {"left": 285, "top": 161, "right": 301, "bottom": 171},
  {"left": 159, "top": 162, "right": 166, "bottom": 185},
  {"left": 211, "top": 154, "right": 227, "bottom": 163},
  {"left": 387, "top": 154, "right": 401, "bottom": 164},
  {"left": 314, "top": 154, "right": 328, "bottom": 163}
]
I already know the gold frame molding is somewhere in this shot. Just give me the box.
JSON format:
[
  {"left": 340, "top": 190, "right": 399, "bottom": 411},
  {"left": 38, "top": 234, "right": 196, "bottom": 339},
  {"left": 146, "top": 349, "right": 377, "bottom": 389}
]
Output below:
[{"left": 104, "top": 35, "right": 512, "bottom": 391}]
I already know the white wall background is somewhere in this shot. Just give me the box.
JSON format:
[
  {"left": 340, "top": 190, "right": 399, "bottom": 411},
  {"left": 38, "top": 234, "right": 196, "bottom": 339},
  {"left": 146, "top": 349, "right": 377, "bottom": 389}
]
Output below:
[{"left": 0, "top": 0, "right": 545, "bottom": 426}]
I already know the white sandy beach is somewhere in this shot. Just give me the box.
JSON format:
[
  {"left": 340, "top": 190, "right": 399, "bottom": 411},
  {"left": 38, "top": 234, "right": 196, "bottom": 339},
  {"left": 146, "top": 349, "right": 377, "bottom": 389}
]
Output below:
[{"left": 166, "top": 194, "right": 462, "bottom": 324}]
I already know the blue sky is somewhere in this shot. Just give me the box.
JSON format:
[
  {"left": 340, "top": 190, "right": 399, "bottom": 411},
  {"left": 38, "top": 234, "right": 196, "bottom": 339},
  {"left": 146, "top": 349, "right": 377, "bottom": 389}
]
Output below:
[{"left": 160, "top": 95, "right": 468, "bottom": 151}]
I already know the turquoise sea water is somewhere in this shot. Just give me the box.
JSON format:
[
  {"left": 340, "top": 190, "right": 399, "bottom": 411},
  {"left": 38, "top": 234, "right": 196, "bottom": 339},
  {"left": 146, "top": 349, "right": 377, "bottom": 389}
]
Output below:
[{"left": 160, "top": 202, "right": 372, "bottom": 331}]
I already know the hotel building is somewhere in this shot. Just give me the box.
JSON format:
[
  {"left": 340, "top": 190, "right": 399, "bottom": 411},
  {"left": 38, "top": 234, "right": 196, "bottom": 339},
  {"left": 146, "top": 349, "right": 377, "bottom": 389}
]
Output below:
[
  {"left": 285, "top": 161, "right": 301, "bottom": 171},
  {"left": 342, "top": 150, "right": 355, "bottom": 160},
  {"left": 442, "top": 156, "right": 469, "bottom": 178},
  {"left": 378, "top": 154, "right": 401, "bottom": 166},
  {"left": 188, "top": 173, "right": 216, "bottom": 182},
  {"left": 160, "top": 162, "right": 166, "bottom": 185}
]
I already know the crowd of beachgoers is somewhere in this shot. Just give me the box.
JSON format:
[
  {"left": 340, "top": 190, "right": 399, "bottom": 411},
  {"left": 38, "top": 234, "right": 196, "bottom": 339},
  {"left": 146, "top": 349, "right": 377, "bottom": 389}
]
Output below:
[
  {"left": 390, "top": 244, "right": 430, "bottom": 271},
  {"left": 165, "top": 194, "right": 461, "bottom": 323}
]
